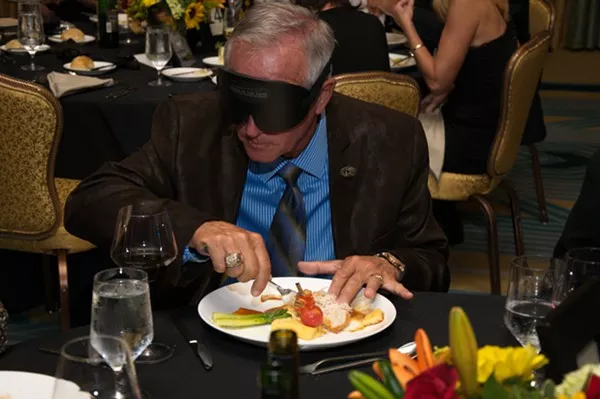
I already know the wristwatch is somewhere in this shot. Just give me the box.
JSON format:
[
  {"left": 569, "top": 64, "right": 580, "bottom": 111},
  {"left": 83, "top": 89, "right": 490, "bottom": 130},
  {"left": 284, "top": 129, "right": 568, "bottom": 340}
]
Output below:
[{"left": 376, "top": 252, "right": 406, "bottom": 281}]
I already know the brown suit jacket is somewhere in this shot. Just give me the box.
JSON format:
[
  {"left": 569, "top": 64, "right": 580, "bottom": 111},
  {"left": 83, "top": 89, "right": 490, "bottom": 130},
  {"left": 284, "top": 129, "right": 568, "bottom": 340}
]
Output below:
[{"left": 65, "top": 91, "right": 449, "bottom": 303}]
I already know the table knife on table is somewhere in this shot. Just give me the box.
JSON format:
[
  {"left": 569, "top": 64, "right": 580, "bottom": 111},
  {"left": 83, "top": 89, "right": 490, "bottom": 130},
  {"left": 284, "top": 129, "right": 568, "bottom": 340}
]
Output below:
[{"left": 170, "top": 312, "right": 213, "bottom": 370}]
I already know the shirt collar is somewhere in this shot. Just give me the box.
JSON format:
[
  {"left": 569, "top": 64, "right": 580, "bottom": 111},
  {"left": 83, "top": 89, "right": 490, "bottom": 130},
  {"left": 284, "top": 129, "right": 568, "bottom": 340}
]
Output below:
[{"left": 250, "top": 114, "right": 328, "bottom": 182}]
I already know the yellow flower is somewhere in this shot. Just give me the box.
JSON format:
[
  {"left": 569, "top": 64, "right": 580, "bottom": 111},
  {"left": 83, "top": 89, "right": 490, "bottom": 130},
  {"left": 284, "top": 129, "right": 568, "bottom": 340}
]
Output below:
[
  {"left": 185, "top": 2, "right": 205, "bottom": 30},
  {"left": 477, "top": 345, "right": 548, "bottom": 383},
  {"left": 142, "top": 0, "right": 158, "bottom": 7},
  {"left": 557, "top": 393, "right": 587, "bottom": 399}
]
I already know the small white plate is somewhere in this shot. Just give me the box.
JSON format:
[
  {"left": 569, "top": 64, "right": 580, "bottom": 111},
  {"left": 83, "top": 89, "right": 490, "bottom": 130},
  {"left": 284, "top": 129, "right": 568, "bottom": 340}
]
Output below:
[
  {"left": 202, "top": 56, "right": 223, "bottom": 68},
  {"left": 0, "top": 371, "right": 85, "bottom": 399},
  {"left": 0, "top": 18, "right": 17, "bottom": 28},
  {"left": 198, "top": 277, "right": 397, "bottom": 351},
  {"left": 89, "top": 15, "right": 98, "bottom": 23},
  {"left": 63, "top": 60, "right": 116, "bottom": 75},
  {"left": 386, "top": 32, "right": 407, "bottom": 46},
  {"left": 389, "top": 53, "right": 416, "bottom": 70},
  {"left": 162, "top": 67, "right": 213, "bottom": 82},
  {"left": 0, "top": 44, "right": 50, "bottom": 53},
  {"left": 48, "top": 34, "right": 96, "bottom": 44}
]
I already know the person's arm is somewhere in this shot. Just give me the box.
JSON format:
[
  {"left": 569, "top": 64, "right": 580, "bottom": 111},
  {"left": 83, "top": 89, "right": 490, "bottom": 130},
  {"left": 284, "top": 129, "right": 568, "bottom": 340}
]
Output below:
[
  {"left": 554, "top": 151, "right": 600, "bottom": 258},
  {"left": 64, "top": 100, "right": 216, "bottom": 267},
  {"left": 387, "top": 117, "right": 450, "bottom": 292}
]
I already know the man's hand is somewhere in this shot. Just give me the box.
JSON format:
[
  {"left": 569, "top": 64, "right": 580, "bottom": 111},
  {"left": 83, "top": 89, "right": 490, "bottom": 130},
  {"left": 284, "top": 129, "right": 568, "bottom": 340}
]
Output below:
[
  {"left": 189, "top": 221, "right": 271, "bottom": 296},
  {"left": 298, "top": 256, "right": 413, "bottom": 304}
]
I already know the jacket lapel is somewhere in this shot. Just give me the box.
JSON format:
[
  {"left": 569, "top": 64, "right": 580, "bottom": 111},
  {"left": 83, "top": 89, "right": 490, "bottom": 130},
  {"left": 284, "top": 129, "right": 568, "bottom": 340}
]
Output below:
[
  {"left": 220, "top": 125, "right": 249, "bottom": 223},
  {"left": 326, "top": 95, "right": 364, "bottom": 259}
]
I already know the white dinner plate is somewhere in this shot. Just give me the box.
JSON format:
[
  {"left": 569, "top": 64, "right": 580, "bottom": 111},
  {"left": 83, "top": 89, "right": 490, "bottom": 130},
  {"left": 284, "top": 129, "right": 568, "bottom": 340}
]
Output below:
[
  {"left": 89, "top": 14, "right": 98, "bottom": 23},
  {"left": 48, "top": 34, "right": 96, "bottom": 44},
  {"left": 386, "top": 32, "right": 408, "bottom": 46},
  {"left": 389, "top": 53, "right": 416, "bottom": 70},
  {"left": 162, "top": 67, "right": 213, "bottom": 82},
  {"left": 0, "top": 18, "right": 17, "bottom": 28},
  {"left": 202, "top": 56, "right": 223, "bottom": 68},
  {"left": 0, "top": 371, "right": 85, "bottom": 399},
  {"left": 198, "top": 277, "right": 397, "bottom": 351},
  {"left": 0, "top": 44, "right": 50, "bottom": 54},
  {"left": 63, "top": 61, "right": 116, "bottom": 75}
]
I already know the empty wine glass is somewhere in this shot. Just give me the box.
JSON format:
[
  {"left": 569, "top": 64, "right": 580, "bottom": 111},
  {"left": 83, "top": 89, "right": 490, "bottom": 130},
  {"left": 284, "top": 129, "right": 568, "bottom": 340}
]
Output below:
[
  {"left": 18, "top": 0, "right": 45, "bottom": 71},
  {"left": 553, "top": 247, "right": 600, "bottom": 304},
  {"left": 504, "top": 256, "right": 562, "bottom": 352},
  {"left": 223, "top": 0, "right": 243, "bottom": 39},
  {"left": 145, "top": 26, "right": 172, "bottom": 87},
  {"left": 53, "top": 336, "right": 143, "bottom": 399}
]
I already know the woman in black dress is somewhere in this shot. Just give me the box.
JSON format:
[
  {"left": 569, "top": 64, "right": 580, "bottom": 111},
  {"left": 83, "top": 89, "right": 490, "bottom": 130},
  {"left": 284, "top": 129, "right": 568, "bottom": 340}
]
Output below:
[
  {"left": 370, "top": 0, "right": 518, "bottom": 174},
  {"left": 296, "top": 0, "right": 390, "bottom": 76}
]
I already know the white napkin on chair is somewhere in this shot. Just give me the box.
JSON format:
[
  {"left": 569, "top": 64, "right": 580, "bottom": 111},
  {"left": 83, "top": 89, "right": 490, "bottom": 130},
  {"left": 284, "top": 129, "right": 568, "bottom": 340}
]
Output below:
[
  {"left": 47, "top": 72, "right": 114, "bottom": 98},
  {"left": 418, "top": 108, "right": 446, "bottom": 180}
]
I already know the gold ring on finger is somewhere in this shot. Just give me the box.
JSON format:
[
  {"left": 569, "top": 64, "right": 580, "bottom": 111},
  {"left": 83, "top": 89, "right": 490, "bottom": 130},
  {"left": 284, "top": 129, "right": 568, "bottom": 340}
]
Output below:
[{"left": 369, "top": 273, "right": 384, "bottom": 283}]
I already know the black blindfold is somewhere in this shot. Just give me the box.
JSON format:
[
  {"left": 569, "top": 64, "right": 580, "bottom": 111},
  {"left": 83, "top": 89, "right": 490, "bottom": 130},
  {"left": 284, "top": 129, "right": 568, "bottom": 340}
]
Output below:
[{"left": 219, "top": 61, "right": 331, "bottom": 134}]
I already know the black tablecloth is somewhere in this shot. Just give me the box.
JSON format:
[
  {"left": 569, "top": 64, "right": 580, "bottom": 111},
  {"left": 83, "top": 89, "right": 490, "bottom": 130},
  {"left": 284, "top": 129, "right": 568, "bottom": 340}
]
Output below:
[
  {"left": 0, "top": 292, "right": 517, "bottom": 398},
  {"left": 0, "top": 22, "right": 216, "bottom": 179}
]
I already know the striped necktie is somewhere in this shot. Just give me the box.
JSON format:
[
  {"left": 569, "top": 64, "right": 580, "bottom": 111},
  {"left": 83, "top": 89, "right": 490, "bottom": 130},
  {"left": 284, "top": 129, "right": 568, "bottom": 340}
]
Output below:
[{"left": 267, "top": 162, "right": 306, "bottom": 276}]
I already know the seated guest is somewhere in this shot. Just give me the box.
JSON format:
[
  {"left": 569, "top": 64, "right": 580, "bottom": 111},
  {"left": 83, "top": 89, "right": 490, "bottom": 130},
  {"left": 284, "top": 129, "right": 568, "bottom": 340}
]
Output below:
[
  {"left": 65, "top": 2, "right": 449, "bottom": 305},
  {"left": 554, "top": 150, "right": 600, "bottom": 259},
  {"left": 296, "top": 0, "right": 390, "bottom": 76},
  {"left": 370, "top": 0, "right": 518, "bottom": 174}
]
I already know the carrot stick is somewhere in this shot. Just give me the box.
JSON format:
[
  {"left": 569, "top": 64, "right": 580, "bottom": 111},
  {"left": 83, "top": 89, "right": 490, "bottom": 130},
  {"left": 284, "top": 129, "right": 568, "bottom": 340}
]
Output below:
[{"left": 388, "top": 349, "right": 420, "bottom": 375}]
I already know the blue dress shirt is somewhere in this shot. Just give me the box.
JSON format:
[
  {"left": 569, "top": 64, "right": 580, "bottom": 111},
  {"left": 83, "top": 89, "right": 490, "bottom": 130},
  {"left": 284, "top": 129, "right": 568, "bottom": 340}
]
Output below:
[{"left": 183, "top": 115, "right": 335, "bottom": 274}]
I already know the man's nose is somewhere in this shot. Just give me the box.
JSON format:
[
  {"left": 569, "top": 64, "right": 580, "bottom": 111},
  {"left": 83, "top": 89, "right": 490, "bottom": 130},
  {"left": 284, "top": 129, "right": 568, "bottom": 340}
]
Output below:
[{"left": 243, "top": 116, "right": 262, "bottom": 139}]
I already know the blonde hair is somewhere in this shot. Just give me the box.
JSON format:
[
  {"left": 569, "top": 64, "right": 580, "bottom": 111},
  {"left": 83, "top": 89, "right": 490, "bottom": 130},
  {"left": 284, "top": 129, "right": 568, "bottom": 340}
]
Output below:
[{"left": 432, "top": 0, "right": 509, "bottom": 22}]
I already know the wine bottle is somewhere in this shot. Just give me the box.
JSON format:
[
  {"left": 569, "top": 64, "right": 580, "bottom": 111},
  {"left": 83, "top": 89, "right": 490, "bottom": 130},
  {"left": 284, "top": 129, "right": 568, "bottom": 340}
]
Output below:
[
  {"left": 97, "top": 0, "right": 119, "bottom": 48},
  {"left": 260, "top": 330, "right": 299, "bottom": 399}
]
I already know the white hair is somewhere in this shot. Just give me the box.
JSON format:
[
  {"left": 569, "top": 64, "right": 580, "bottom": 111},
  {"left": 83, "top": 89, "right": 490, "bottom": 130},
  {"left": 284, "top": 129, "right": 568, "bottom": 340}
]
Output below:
[{"left": 224, "top": 2, "right": 335, "bottom": 88}]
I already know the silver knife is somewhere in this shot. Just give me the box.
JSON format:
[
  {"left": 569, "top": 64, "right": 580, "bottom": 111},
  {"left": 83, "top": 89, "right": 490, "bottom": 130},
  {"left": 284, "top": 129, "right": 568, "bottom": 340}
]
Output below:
[{"left": 170, "top": 312, "right": 213, "bottom": 370}]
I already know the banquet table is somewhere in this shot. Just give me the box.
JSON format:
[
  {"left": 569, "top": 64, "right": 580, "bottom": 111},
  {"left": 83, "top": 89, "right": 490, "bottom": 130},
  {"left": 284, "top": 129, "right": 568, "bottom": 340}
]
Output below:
[
  {"left": 0, "top": 22, "right": 217, "bottom": 180},
  {"left": 0, "top": 292, "right": 516, "bottom": 398}
]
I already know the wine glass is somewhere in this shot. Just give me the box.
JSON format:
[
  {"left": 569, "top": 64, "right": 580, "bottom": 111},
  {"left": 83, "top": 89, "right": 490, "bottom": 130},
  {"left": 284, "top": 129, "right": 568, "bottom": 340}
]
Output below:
[
  {"left": 504, "top": 256, "right": 560, "bottom": 352},
  {"left": 223, "top": 0, "right": 243, "bottom": 39},
  {"left": 145, "top": 26, "right": 172, "bottom": 87},
  {"left": 553, "top": 247, "right": 600, "bottom": 304},
  {"left": 53, "top": 335, "right": 143, "bottom": 399},
  {"left": 18, "top": 1, "right": 45, "bottom": 72},
  {"left": 110, "top": 201, "right": 178, "bottom": 363}
]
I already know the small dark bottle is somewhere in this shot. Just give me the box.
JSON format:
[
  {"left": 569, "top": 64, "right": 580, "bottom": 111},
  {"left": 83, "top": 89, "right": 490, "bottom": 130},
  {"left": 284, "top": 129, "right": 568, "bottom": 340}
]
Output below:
[
  {"left": 97, "top": 0, "right": 119, "bottom": 48},
  {"left": 260, "top": 330, "right": 299, "bottom": 399}
]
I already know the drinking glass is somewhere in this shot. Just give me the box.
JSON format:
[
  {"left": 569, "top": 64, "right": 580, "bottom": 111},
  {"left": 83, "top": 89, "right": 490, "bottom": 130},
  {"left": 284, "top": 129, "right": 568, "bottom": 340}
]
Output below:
[
  {"left": 223, "top": 0, "right": 243, "bottom": 39},
  {"left": 91, "top": 268, "right": 156, "bottom": 365},
  {"left": 111, "top": 201, "right": 178, "bottom": 281},
  {"left": 110, "top": 201, "right": 178, "bottom": 363},
  {"left": 18, "top": 1, "right": 45, "bottom": 71},
  {"left": 504, "top": 256, "right": 561, "bottom": 352},
  {"left": 53, "top": 336, "right": 143, "bottom": 399},
  {"left": 145, "top": 26, "right": 172, "bottom": 87},
  {"left": 553, "top": 247, "right": 600, "bottom": 304}
]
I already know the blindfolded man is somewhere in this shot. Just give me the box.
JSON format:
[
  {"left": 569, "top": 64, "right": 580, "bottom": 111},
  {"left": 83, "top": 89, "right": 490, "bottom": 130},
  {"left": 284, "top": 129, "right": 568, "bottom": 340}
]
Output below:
[{"left": 65, "top": 2, "right": 449, "bottom": 305}]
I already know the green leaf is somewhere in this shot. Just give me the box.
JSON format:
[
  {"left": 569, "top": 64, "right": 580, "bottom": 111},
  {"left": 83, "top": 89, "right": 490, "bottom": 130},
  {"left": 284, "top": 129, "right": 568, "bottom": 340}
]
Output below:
[{"left": 482, "top": 376, "right": 510, "bottom": 399}]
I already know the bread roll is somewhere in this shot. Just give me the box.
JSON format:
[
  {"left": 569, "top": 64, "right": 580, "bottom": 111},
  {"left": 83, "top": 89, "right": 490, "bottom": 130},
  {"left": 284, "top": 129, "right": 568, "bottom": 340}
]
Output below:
[
  {"left": 61, "top": 28, "right": 85, "bottom": 42},
  {"left": 71, "top": 55, "right": 94, "bottom": 70},
  {"left": 5, "top": 39, "right": 22, "bottom": 49}
]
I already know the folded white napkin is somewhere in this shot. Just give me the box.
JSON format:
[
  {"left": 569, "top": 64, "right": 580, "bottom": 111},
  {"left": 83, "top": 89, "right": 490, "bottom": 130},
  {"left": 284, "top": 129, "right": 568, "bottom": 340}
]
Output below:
[
  {"left": 47, "top": 72, "right": 114, "bottom": 98},
  {"left": 134, "top": 53, "right": 155, "bottom": 68},
  {"left": 418, "top": 108, "right": 446, "bottom": 180}
]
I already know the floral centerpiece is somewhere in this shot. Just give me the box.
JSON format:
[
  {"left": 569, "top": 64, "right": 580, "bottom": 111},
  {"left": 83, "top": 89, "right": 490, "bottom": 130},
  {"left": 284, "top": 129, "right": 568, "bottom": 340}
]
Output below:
[
  {"left": 125, "top": 0, "right": 225, "bottom": 34},
  {"left": 348, "top": 307, "right": 600, "bottom": 399}
]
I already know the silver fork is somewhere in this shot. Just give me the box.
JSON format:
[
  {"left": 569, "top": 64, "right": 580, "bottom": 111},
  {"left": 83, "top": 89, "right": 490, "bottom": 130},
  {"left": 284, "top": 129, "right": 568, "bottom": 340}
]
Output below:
[
  {"left": 268, "top": 280, "right": 296, "bottom": 296},
  {"left": 299, "top": 341, "right": 417, "bottom": 375}
]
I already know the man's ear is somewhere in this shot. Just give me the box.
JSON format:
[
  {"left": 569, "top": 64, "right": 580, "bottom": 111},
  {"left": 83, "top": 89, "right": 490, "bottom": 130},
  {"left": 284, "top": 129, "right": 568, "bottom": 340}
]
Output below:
[{"left": 315, "top": 77, "right": 336, "bottom": 115}]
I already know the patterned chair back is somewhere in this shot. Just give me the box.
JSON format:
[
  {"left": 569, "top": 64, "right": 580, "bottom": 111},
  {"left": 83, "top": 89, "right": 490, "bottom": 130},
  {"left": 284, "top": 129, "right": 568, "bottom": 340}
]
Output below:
[
  {"left": 487, "top": 31, "right": 552, "bottom": 178},
  {"left": 530, "top": 0, "right": 556, "bottom": 37},
  {"left": 0, "top": 74, "right": 62, "bottom": 239},
  {"left": 333, "top": 71, "right": 421, "bottom": 117}
]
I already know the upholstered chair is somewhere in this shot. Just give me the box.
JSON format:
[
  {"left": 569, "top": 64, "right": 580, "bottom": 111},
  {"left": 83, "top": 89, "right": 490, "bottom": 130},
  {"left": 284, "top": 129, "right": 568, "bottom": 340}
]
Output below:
[
  {"left": 0, "top": 74, "right": 94, "bottom": 330},
  {"left": 428, "top": 32, "right": 552, "bottom": 294},
  {"left": 333, "top": 72, "right": 420, "bottom": 117},
  {"left": 525, "top": 0, "right": 556, "bottom": 223}
]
